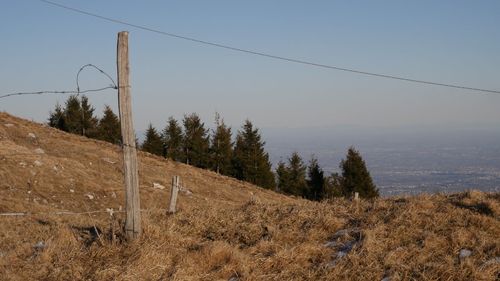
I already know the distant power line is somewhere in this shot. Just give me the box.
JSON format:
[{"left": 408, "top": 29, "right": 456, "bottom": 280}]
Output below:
[
  {"left": 0, "top": 63, "right": 117, "bottom": 100},
  {"left": 36, "top": 0, "right": 500, "bottom": 95}
]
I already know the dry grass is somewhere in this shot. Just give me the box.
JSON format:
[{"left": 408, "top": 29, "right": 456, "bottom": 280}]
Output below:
[{"left": 0, "top": 112, "right": 499, "bottom": 280}]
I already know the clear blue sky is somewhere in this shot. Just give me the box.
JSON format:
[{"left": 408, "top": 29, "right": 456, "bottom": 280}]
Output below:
[{"left": 1, "top": 0, "right": 499, "bottom": 132}]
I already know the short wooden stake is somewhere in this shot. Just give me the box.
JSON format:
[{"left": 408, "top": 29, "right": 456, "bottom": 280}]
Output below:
[
  {"left": 354, "top": 192, "right": 359, "bottom": 201},
  {"left": 169, "top": 176, "right": 180, "bottom": 214},
  {"left": 117, "top": 31, "right": 141, "bottom": 240}
]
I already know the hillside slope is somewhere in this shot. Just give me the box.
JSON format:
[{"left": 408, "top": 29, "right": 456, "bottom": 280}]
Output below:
[{"left": 0, "top": 112, "right": 499, "bottom": 280}]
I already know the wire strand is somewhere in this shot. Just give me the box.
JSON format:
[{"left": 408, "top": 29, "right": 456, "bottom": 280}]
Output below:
[
  {"left": 0, "top": 62, "right": 117, "bottom": 100},
  {"left": 37, "top": 0, "right": 500, "bottom": 94}
]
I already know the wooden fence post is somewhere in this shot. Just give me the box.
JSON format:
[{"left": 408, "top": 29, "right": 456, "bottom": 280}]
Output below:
[
  {"left": 117, "top": 31, "right": 141, "bottom": 240},
  {"left": 169, "top": 176, "right": 180, "bottom": 214}
]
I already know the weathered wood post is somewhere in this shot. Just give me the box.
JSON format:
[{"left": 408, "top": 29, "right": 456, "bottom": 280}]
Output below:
[
  {"left": 169, "top": 176, "right": 180, "bottom": 214},
  {"left": 117, "top": 31, "right": 141, "bottom": 240}
]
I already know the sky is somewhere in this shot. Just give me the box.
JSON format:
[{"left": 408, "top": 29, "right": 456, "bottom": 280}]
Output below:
[{"left": 1, "top": 0, "right": 500, "bottom": 133}]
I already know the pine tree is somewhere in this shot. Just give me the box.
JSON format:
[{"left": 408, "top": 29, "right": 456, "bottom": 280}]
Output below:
[
  {"left": 141, "top": 123, "right": 164, "bottom": 156},
  {"left": 80, "top": 95, "right": 98, "bottom": 138},
  {"left": 276, "top": 160, "right": 289, "bottom": 193},
  {"left": 210, "top": 113, "right": 233, "bottom": 175},
  {"left": 48, "top": 102, "right": 67, "bottom": 131},
  {"left": 182, "top": 113, "right": 210, "bottom": 168},
  {"left": 281, "top": 152, "right": 308, "bottom": 197},
  {"left": 63, "top": 95, "right": 82, "bottom": 134},
  {"left": 307, "top": 156, "right": 325, "bottom": 201},
  {"left": 96, "top": 105, "right": 121, "bottom": 144},
  {"left": 162, "top": 117, "right": 183, "bottom": 161},
  {"left": 339, "top": 147, "right": 379, "bottom": 198},
  {"left": 232, "top": 120, "right": 275, "bottom": 189}
]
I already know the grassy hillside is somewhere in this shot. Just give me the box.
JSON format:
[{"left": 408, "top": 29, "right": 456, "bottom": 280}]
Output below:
[{"left": 0, "top": 112, "right": 499, "bottom": 280}]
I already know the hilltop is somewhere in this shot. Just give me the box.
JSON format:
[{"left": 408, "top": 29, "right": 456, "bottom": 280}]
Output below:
[{"left": 0, "top": 112, "right": 498, "bottom": 280}]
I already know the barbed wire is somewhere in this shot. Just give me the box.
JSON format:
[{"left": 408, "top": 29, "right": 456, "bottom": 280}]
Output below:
[{"left": 0, "top": 63, "right": 117, "bottom": 100}]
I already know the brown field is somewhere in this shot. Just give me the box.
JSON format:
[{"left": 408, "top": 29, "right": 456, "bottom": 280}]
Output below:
[{"left": 0, "top": 112, "right": 499, "bottom": 281}]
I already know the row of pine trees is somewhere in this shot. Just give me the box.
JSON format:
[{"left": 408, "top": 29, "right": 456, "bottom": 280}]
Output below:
[{"left": 49, "top": 95, "right": 379, "bottom": 200}]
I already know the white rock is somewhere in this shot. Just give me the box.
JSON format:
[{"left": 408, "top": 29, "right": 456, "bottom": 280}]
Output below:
[
  {"left": 85, "top": 194, "right": 94, "bottom": 200},
  {"left": 53, "top": 166, "right": 58, "bottom": 172},
  {"left": 28, "top": 133, "right": 36, "bottom": 139},
  {"left": 33, "top": 160, "right": 43, "bottom": 167},
  {"left": 459, "top": 249, "right": 472, "bottom": 259},
  {"left": 153, "top": 182, "right": 165, "bottom": 190},
  {"left": 89, "top": 162, "right": 92, "bottom": 166},
  {"left": 34, "top": 148, "right": 45, "bottom": 154},
  {"left": 27, "top": 190, "right": 31, "bottom": 194},
  {"left": 181, "top": 189, "right": 193, "bottom": 196},
  {"left": 33, "top": 241, "right": 45, "bottom": 250}
]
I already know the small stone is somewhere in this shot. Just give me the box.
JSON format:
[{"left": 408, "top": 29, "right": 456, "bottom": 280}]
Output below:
[
  {"left": 34, "top": 148, "right": 45, "bottom": 154},
  {"left": 459, "top": 249, "right": 472, "bottom": 259},
  {"left": 27, "top": 190, "right": 31, "bottom": 194},
  {"left": 336, "top": 251, "right": 347, "bottom": 258},
  {"left": 18, "top": 162, "right": 27, "bottom": 167},
  {"left": 102, "top": 158, "right": 116, "bottom": 164},
  {"left": 28, "top": 133, "right": 36, "bottom": 139},
  {"left": 324, "top": 241, "right": 337, "bottom": 248},
  {"left": 33, "top": 241, "right": 45, "bottom": 250},
  {"left": 180, "top": 188, "right": 193, "bottom": 196},
  {"left": 85, "top": 194, "right": 94, "bottom": 200},
  {"left": 89, "top": 162, "right": 92, "bottom": 166},
  {"left": 153, "top": 182, "right": 165, "bottom": 190}
]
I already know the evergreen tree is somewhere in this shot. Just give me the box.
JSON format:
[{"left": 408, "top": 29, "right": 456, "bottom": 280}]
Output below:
[
  {"left": 210, "top": 113, "right": 233, "bottom": 175},
  {"left": 339, "top": 147, "right": 379, "bottom": 198},
  {"left": 307, "top": 156, "right": 326, "bottom": 201},
  {"left": 232, "top": 120, "right": 275, "bottom": 189},
  {"left": 182, "top": 113, "right": 210, "bottom": 168},
  {"left": 324, "top": 172, "right": 343, "bottom": 199},
  {"left": 276, "top": 160, "right": 289, "bottom": 193},
  {"left": 162, "top": 117, "right": 183, "bottom": 161},
  {"left": 281, "top": 152, "right": 308, "bottom": 197},
  {"left": 141, "top": 123, "right": 163, "bottom": 156},
  {"left": 63, "top": 95, "right": 83, "bottom": 135},
  {"left": 96, "top": 105, "right": 121, "bottom": 144},
  {"left": 80, "top": 95, "right": 98, "bottom": 138},
  {"left": 48, "top": 102, "right": 67, "bottom": 131}
]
